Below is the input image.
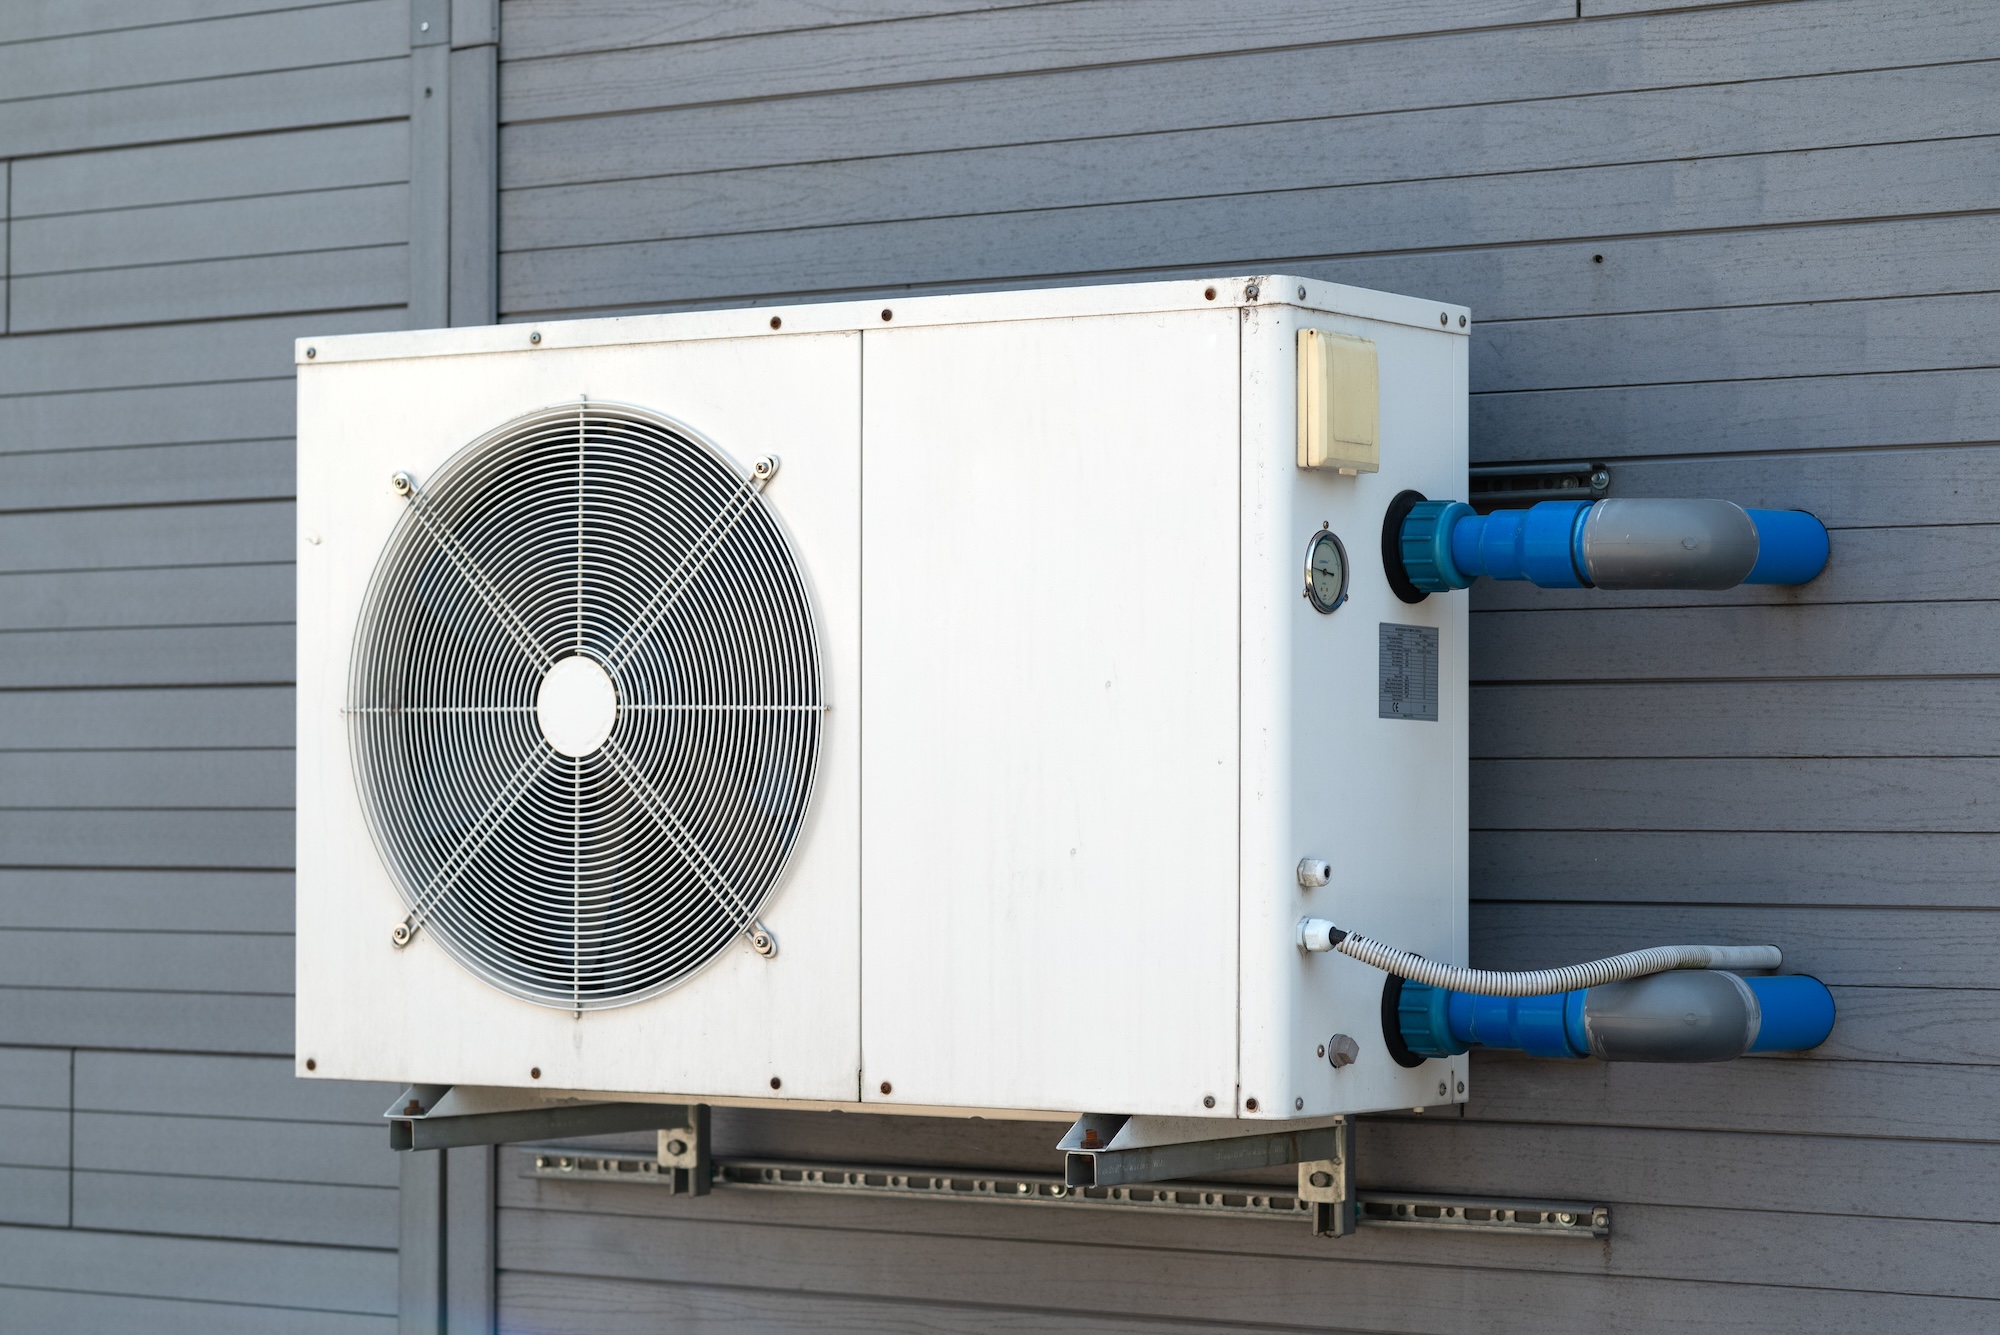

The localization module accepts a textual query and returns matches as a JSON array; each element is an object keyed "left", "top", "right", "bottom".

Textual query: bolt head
[{"left": 664, "top": 1139, "right": 686, "bottom": 1156}]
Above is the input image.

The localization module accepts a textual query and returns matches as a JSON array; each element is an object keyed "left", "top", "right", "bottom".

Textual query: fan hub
[{"left": 536, "top": 655, "right": 618, "bottom": 757}]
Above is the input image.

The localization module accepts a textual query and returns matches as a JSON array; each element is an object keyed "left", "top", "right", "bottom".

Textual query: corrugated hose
[{"left": 1296, "top": 919, "right": 1782, "bottom": 997}]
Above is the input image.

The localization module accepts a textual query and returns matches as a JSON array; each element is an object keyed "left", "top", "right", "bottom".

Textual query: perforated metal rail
[{"left": 525, "top": 1151, "right": 1610, "bottom": 1238}]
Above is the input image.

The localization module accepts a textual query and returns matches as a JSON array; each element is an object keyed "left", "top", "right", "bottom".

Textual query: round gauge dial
[{"left": 1304, "top": 528, "right": 1349, "bottom": 614}]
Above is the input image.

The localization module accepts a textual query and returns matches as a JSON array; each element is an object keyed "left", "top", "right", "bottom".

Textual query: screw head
[
  {"left": 1457, "top": 1080, "right": 1466, "bottom": 1095},
  {"left": 751, "top": 456, "right": 781, "bottom": 483},
  {"left": 1458, "top": 315, "right": 1468, "bottom": 328},
  {"left": 1294, "top": 1097, "right": 1304, "bottom": 1110},
  {"left": 1316, "top": 1044, "right": 1326, "bottom": 1059},
  {"left": 880, "top": 308, "right": 893, "bottom": 322},
  {"left": 879, "top": 1081, "right": 892, "bottom": 1095},
  {"left": 1203, "top": 1095, "right": 1216, "bottom": 1108},
  {"left": 530, "top": 1067, "right": 541, "bottom": 1079},
  {"left": 529, "top": 331, "right": 542, "bottom": 344},
  {"left": 304, "top": 347, "right": 316, "bottom": 359},
  {"left": 769, "top": 316, "right": 782, "bottom": 329},
  {"left": 1244, "top": 284, "right": 1260, "bottom": 300},
  {"left": 1310, "top": 1171, "right": 1333, "bottom": 1188},
  {"left": 664, "top": 1138, "right": 687, "bottom": 1155},
  {"left": 1438, "top": 1081, "right": 1449, "bottom": 1097},
  {"left": 304, "top": 1058, "right": 316, "bottom": 1071},
  {"left": 1245, "top": 1097, "right": 1259, "bottom": 1112},
  {"left": 1297, "top": 285, "right": 1307, "bottom": 300},
  {"left": 770, "top": 1076, "right": 782, "bottom": 1090},
  {"left": 1203, "top": 287, "right": 1216, "bottom": 300},
  {"left": 1440, "top": 311, "right": 1449, "bottom": 325},
  {"left": 390, "top": 921, "right": 412, "bottom": 947},
  {"left": 1590, "top": 469, "right": 1611, "bottom": 490}
]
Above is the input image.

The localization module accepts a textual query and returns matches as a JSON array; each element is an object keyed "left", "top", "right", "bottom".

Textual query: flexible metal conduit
[{"left": 1295, "top": 918, "right": 1781, "bottom": 996}]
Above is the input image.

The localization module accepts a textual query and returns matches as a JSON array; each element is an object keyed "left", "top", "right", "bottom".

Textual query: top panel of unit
[{"left": 295, "top": 276, "right": 1471, "bottom": 366}]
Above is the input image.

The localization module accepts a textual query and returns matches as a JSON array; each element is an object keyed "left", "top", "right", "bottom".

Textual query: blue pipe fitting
[
  {"left": 1399, "top": 500, "right": 1474, "bottom": 592},
  {"left": 1448, "top": 501, "right": 1592, "bottom": 588},
  {"left": 1745, "top": 509, "right": 1832, "bottom": 585},
  {"left": 1392, "top": 497, "right": 1828, "bottom": 594},
  {"left": 1393, "top": 972, "right": 1834, "bottom": 1063},
  {"left": 1744, "top": 975, "right": 1837, "bottom": 1053}
]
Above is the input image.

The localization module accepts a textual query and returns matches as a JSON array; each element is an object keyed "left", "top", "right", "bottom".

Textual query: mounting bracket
[
  {"left": 1058, "top": 1113, "right": 1351, "bottom": 1190},
  {"left": 384, "top": 1084, "right": 703, "bottom": 1152}
]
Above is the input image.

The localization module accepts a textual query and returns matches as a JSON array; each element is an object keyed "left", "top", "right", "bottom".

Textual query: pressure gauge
[{"left": 1303, "top": 527, "right": 1349, "bottom": 613}]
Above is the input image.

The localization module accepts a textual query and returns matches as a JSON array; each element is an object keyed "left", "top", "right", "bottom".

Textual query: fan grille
[{"left": 346, "top": 403, "right": 823, "bottom": 1009}]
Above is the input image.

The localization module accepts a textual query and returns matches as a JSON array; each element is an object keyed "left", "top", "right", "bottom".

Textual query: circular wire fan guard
[{"left": 346, "top": 403, "right": 823, "bottom": 1009}]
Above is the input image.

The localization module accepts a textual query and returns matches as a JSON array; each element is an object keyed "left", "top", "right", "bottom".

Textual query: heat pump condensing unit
[{"left": 296, "top": 277, "right": 1470, "bottom": 1126}]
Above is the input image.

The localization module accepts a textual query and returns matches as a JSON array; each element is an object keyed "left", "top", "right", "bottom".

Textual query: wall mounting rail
[{"left": 524, "top": 1150, "right": 1610, "bottom": 1240}]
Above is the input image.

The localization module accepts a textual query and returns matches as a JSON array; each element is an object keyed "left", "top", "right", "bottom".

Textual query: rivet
[
  {"left": 530, "top": 1067, "right": 541, "bottom": 1079},
  {"left": 1294, "top": 1097, "right": 1304, "bottom": 1110},
  {"left": 1203, "top": 287, "right": 1217, "bottom": 301},
  {"left": 1439, "top": 311, "right": 1448, "bottom": 325},
  {"left": 1245, "top": 1097, "right": 1259, "bottom": 1112},
  {"left": 304, "top": 1058, "right": 316, "bottom": 1071},
  {"left": 304, "top": 347, "right": 316, "bottom": 359},
  {"left": 879, "top": 1081, "right": 892, "bottom": 1095},
  {"left": 1203, "top": 1094, "right": 1215, "bottom": 1108},
  {"left": 1459, "top": 315, "right": 1467, "bottom": 328},
  {"left": 1297, "top": 285, "right": 1306, "bottom": 300},
  {"left": 769, "top": 316, "right": 782, "bottom": 329},
  {"left": 880, "top": 308, "right": 893, "bottom": 322},
  {"left": 770, "top": 1076, "right": 782, "bottom": 1090},
  {"left": 529, "top": 331, "right": 542, "bottom": 344}
]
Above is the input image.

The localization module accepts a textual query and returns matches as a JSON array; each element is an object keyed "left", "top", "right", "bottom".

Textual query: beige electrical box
[{"left": 1297, "top": 329, "right": 1379, "bottom": 473}]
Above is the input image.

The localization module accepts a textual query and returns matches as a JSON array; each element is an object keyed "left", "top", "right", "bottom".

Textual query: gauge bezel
[{"left": 1303, "top": 527, "right": 1350, "bottom": 614}]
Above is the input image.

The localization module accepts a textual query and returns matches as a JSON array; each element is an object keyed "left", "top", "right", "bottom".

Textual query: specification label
[{"left": 1379, "top": 623, "right": 1440, "bottom": 721}]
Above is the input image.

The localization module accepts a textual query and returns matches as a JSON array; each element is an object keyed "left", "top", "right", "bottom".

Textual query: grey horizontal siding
[
  {"left": 495, "top": 1190, "right": 1999, "bottom": 1334},
  {"left": 501, "top": 0, "right": 1573, "bottom": 122},
  {"left": 0, "top": 988, "right": 290, "bottom": 1051},
  {"left": 0, "top": 1223, "right": 397, "bottom": 1314},
  {"left": 0, "top": 2, "right": 408, "bottom": 1325},
  {"left": 0, "top": 1287, "right": 394, "bottom": 1335},
  {"left": 487, "top": 0, "right": 2000, "bottom": 1330},
  {"left": 504, "top": 0, "right": 1984, "bottom": 182},
  {"left": 0, "top": 869, "right": 292, "bottom": 931},
  {"left": 1474, "top": 831, "right": 2000, "bottom": 908}
]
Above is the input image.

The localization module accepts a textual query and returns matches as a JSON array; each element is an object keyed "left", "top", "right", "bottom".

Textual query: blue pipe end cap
[
  {"left": 1745, "top": 509, "right": 1830, "bottom": 585},
  {"left": 1746, "top": 975, "right": 1835, "bottom": 1052},
  {"left": 1399, "top": 501, "right": 1473, "bottom": 593}
]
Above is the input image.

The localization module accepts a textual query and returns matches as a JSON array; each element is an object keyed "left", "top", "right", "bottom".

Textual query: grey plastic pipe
[{"left": 1296, "top": 918, "right": 1782, "bottom": 997}]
